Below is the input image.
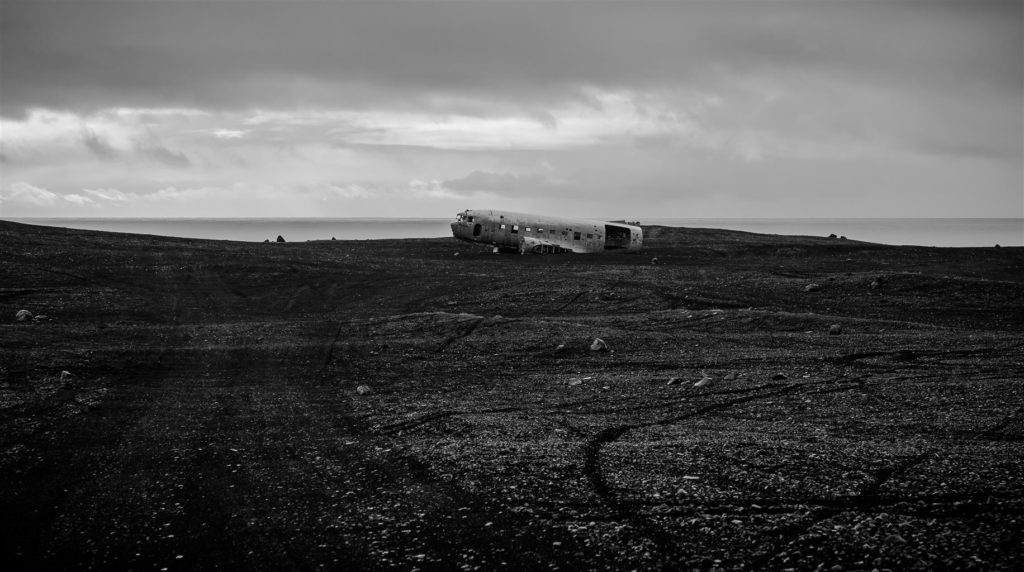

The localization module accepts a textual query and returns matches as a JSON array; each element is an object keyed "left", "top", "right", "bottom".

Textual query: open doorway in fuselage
[{"left": 604, "top": 224, "right": 631, "bottom": 250}]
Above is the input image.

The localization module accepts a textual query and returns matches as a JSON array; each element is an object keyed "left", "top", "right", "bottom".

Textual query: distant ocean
[{"left": 8, "top": 217, "right": 1023, "bottom": 248}]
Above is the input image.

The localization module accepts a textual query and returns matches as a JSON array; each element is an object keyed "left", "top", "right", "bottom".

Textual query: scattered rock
[
  {"left": 804, "top": 283, "right": 822, "bottom": 293},
  {"left": 33, "top": 314, "right": 48, "bottom": 321},
  {"left": 772, "top": 373, "right": 788, "bottom": 380},
  {"left": 555, "top": 344, "right": 566, "bottom": 351},
  {"left": 454, "top": 252, "right": 460, "bottom": 257},
  {"left": 828, "top": 233, "right": 837, "bottom": 239},
  {"left": 724, "top": 372, "right": 739, "bottom": 381},
  {"left": 651, "top": 257, "right": 659, "bottom": 265},
  {"left": 839, "top": 236, "right": 847, "bottom": 240},
  {"left": 828, "top": 324, "right": 843, "bottom": 335},
  {"left": 887, "top": 533, "right": 907, "bottom": 544},
  {"left": 276, "top": 235, "right": 286, "bottom": 243},
  {"left": 355, "top": 385, "right": 373, "bottom": 395},
  {"left": 693, "top": 371, "right": 714, "bottom": 387},
  {"left": 568, "top": 379, "right": 583, "bottom": 387},
  {"left": 15, "top": 309, "right": 33, "bottom": 322},
  {"left": 332, "top": 237, "right": 336, "bottom": 241},
  {"left": 666, "top": 377, "right": 681, "bottom": 386},
  {"left": 590, "top": 338, "right": 609, "bottom": 352},
  {"left": 869, "top": 280, "right": 881, "bottom": 290},
  {"left": 59, "top": 370, "right": 74, "bottom": 381},
  {"left": 995, "top": 244, "right": 1000, "bottom": 248}
]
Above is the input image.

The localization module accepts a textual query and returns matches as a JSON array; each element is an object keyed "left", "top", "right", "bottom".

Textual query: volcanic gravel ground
[{"left": 1, "top": 220, "right": 1022, "bottom": 570}]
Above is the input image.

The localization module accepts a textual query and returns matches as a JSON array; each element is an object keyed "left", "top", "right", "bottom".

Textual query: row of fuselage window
[{"left": 497, "top": 223, "right": 600, "bottom": 241}]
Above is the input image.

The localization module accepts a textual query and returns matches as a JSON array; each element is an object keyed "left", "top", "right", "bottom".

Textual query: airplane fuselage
[{"left": 450, "top": 209, "right": 643, "bottom": 254}]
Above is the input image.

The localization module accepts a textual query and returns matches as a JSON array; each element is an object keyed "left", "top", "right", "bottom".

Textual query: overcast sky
[{"left": 1, "top": 0, "right": 1021, "bottom": 219}]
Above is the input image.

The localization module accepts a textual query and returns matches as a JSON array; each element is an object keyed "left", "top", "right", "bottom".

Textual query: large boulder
[
  {"left": 15, "top": 309, "right": 33, "bottom": 322},
  {"left": 590, "top": 338, "right": 609, "bottom": 352}
]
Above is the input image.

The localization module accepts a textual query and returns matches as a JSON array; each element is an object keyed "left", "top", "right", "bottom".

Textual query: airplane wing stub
[{"left": 519, "top": 236, "right": 571, "bottom": 254}]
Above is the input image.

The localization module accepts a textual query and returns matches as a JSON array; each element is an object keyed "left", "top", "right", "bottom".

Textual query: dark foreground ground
[{"left": 1, "top": 220, "right": 1022, "bottom": 571}]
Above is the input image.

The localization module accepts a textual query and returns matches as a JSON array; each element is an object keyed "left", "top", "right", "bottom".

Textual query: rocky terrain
[{"left": 1, "top": 219, "right": 1022, "bottom": 570}]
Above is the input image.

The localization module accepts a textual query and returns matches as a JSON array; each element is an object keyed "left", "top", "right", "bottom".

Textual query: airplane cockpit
[{"left": 450, "top": 210, "right": 476, "bottom": 242}]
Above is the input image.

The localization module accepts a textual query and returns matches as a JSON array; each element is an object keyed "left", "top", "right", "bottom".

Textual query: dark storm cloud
[
  {"left": 1, "top": 0, "right": 1019, "bottom": 116},
  {"left": 81, "top": 129, "right": 117, "bottom": 159},
  {"left": 136, "top": 137, "right": 190, "bottom": 168}
]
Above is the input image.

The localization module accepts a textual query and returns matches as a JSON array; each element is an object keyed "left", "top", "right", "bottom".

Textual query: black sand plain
[{"left": 1, "top": 219, "right": 1022, "bottom": 571}]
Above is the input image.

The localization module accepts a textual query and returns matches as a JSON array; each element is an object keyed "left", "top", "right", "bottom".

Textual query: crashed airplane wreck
[{"left": 451, "top": 209, "right": 643, "bottom": 254}]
